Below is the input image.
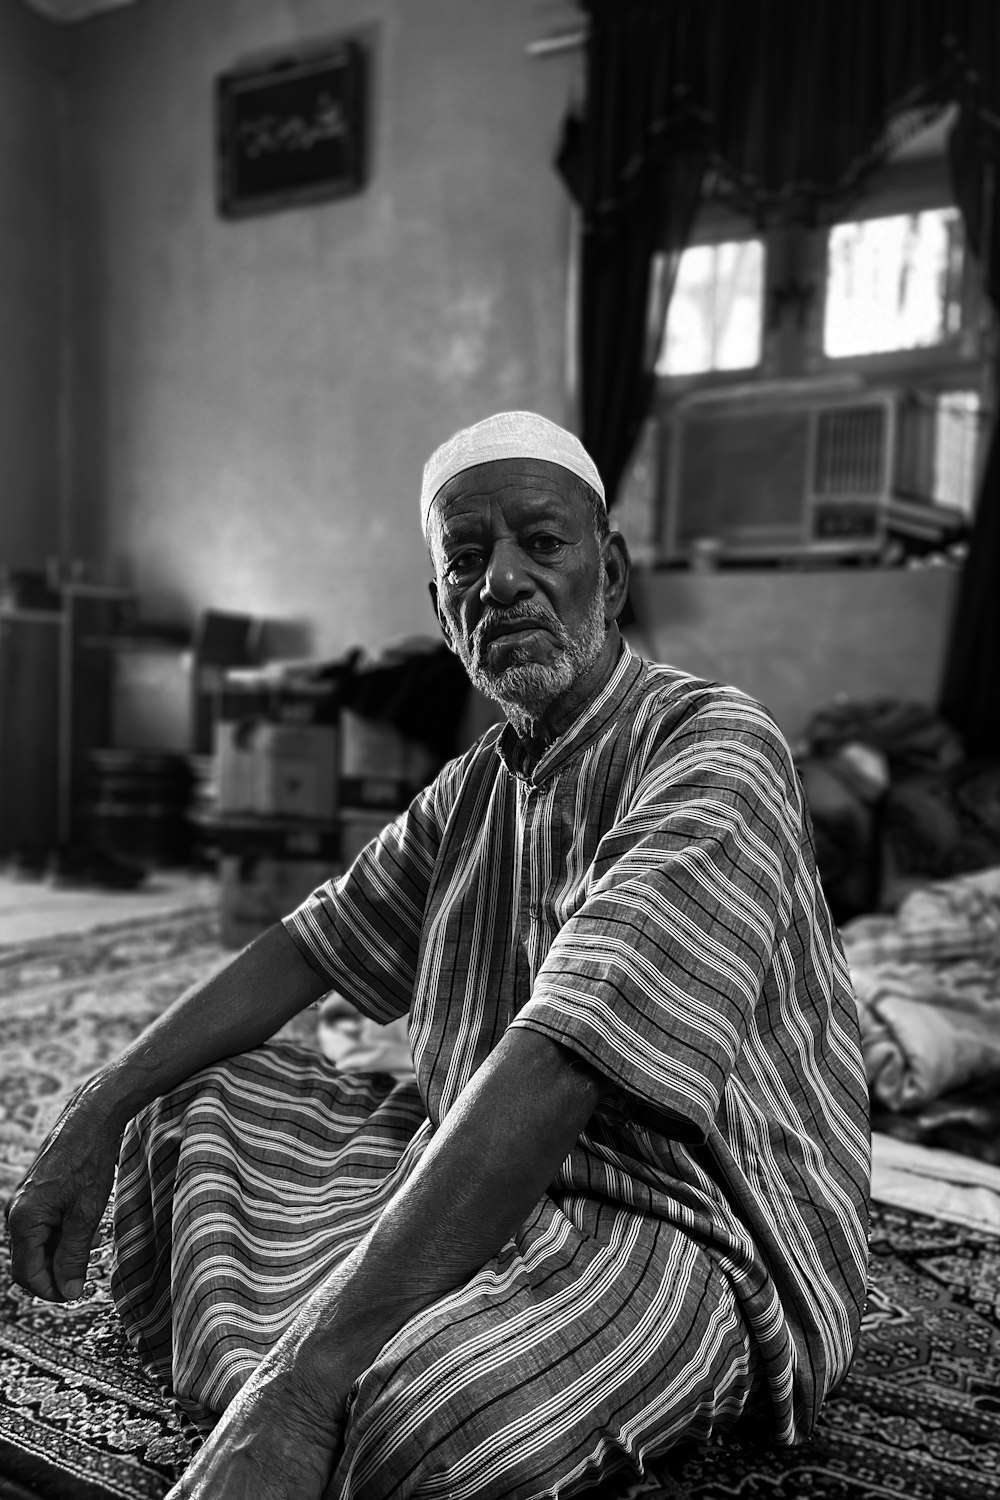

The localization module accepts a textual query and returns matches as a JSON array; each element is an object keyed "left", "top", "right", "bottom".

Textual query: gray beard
[{"left": 455, "top": 588, "right": 608, "bottom": 728}]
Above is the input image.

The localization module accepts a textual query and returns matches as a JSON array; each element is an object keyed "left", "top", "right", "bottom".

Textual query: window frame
[
  {"left": 656, "top": 157, "right": 988, "bottom": 396},
  {"left": 648, "top": 149, "right": 994, "bottom": 558}
]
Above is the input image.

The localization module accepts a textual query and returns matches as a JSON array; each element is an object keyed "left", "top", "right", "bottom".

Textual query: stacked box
[
  {"left": 217, "top": 820, "right": 342, "bottom": 949},
  {"left": 191, "top": 612, "right": 263, "bottom": 755},
  {"left": 339, "top": 708, "right": 439, "bottom": 812},
  {"left": 216, "top": 678, "right": 339, "bottom": 821},
  {"left": 214, "top": 671, "right": 341, "bottom": 946},
  {"left": 213, "top": 670, "right": 446, "bottom": 946}
]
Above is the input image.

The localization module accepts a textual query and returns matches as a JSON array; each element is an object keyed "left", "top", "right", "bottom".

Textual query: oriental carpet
[{"left": 1, "top": 906, "right": 998, "bottom": 1499}]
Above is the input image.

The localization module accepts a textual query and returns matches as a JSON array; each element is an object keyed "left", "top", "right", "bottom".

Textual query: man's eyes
[
  {"left": 445, "top": 549, "right": 485, "bottom": 579},
  {"left": 443, "top": 534, "right": 567, "bottom": 579}
]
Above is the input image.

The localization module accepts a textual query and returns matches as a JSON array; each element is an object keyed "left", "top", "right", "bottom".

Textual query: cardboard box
[
  {"left": 216, "top": 674, "right": 339, "bottom": 819},
  {"left": 339, "top": 708, "right": 439, "bottom": 810},
  {"left": 337, "top": 774, "right": 410, "bottom": 811},
  {"left": 216, "top": 720, "right": 259, "bottom": 813},
  {"left": 220, "top": 855, "right": 342, "bottom": 948},
  {"left": 216, "top": 818, "right": 342, "bottom": 948},
  {"left": 192, "top": 612, "right": 263, "bottom": 754},
  {"left": 254, "top": 723, "right": 338, "bottom": 819}
]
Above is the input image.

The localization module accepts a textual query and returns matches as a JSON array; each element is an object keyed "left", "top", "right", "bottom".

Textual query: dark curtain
[
  {"left": 559, "top": 0, "right": 1000, "bottom": 748},
  {"left": 940, "top": 111, "right": 1000, "bottom": 755},
  {"left": 556, "top": 4, "right": 708, "bottom": 507}
]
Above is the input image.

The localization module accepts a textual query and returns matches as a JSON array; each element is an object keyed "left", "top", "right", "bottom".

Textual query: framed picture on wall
[{"left": 216, "top": 40, "right": 368, "bottom": 218}]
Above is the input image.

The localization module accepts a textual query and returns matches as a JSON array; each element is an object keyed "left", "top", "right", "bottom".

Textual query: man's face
[{"left": 428, "top": 457, "right": 623, "bottom": 721}]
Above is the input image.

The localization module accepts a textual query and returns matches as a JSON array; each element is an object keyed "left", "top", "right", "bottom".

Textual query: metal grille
[{"left": 812, "top": 405, "right": 887, "bottom": 495}]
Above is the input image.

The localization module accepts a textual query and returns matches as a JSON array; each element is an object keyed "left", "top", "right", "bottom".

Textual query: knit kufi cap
[{"left": 420, "top": 411, "right": 605, "bottom": 535}]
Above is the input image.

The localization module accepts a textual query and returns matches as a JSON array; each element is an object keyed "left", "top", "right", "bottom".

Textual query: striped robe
[{"left": 112, "top": 645, "right": 870, "bottom": 1498}]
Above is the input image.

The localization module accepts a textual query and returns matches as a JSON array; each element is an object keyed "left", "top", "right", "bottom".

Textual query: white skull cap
[{"left": 420, "top": 411, "right": 605, "bottom": 536}]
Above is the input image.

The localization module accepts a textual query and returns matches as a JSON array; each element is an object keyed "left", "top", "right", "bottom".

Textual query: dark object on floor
[
  {"left": 0, "top": 1469, "right": 57, "bottom": 1500},
  {"left": 882, "top": 758, "right": 1000, "bottom": 886},
  {"left": 45, "top": 843, "right": 147, "bottom": 892},
  {"left": 797, "top": 696, "right": 1000, "bottom": 921},
  {"left": 2, "top": 848, "right": 49, "bottom": 882},
  {"left": 84, "top": 750, "right": 194, "bottom": 869}
]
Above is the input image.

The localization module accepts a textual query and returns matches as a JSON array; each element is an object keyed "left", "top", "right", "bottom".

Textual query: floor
[{"left": 0, "top": 867, "right": 217, "bottom": 947}]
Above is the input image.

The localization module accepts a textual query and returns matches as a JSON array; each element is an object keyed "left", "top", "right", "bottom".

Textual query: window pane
[
  {"left": 823, "top": 209, "right": 964, "bottom": 358},
  {"left": 657, "top": 240, "right": 764, "bottom": 376}
]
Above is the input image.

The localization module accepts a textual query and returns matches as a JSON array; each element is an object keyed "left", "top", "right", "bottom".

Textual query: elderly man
[{"left": 7, "top": 412, "right": 870, "bottom": 1500}]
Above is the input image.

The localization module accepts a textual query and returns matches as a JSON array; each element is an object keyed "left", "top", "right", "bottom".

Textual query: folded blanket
[
  {"left": 871, "top": 1131, "right": 1000, "bottom": 1234},
  {"left": 841, "top": 867, "right": 1000, "bottom": 1111}
]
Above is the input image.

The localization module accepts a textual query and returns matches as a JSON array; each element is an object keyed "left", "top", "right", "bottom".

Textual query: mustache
[{"left": 472, "top": 603, "right": 568, "bottom": 656}]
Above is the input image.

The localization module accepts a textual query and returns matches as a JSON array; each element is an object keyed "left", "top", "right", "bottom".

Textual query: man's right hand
[
  {"left": 6, "top": 922, "right": 329, "bottom": 1303},
  {"left": 5, "top": 1090, "right": 122, "bottom": 1302}
]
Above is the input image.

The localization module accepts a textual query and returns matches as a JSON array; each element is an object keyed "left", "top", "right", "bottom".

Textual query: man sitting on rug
[{"left": 7, "top": 412, "right": 871, "bottom": 1500}]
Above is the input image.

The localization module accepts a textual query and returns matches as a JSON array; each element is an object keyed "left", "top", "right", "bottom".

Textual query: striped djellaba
[{"left": 112, "top": 645, "right": 870, "bottom": 1500}]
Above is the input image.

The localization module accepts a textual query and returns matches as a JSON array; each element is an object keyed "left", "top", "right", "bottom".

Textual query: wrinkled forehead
[{"left": 429, "top": 457, "right": 586, "bottom": 536}]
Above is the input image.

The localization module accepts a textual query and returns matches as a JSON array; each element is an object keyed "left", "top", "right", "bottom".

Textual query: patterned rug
[{"left": 1, "top": 909, "right": 999, "bottom": 1500}]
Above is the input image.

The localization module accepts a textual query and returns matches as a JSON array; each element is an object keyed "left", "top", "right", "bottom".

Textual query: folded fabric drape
[
  {"left": 557, "top": 4, "right": 707, "bottom": 513},
  {"left": 841, "top": 866, "right": 1000, "bottom": 1111}
]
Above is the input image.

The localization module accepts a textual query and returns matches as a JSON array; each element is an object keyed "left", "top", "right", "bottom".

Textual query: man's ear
[
  {"left": 601, "top": 531, "right": 631, "bottom": 624},
  {"left": 428, "top": 579, "right": 457, "bottom": 654}
]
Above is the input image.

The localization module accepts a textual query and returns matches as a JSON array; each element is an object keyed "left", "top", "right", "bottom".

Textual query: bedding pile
[
  {"left": 841, "top": 865, "right": 1000, "bottom": 1114},
  {"left": 796, "top": 696, "right": 1000, "bottom": 921}
]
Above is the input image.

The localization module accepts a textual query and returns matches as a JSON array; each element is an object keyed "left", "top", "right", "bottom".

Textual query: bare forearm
[
  {"left": 268, "top": 1027, "right": 603, "bottom": 1403},
  {"left": 363, "top": 1028, "right": 603, "bottom": 1300},
  {"left": 8, "top": 921, "right": 329, "bottom": 1305},
  {"left": 82, "top": 922, "right": 328, "bottom": 1129}
]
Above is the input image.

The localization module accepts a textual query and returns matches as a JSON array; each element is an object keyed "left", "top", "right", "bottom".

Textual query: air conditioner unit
[{"left": 661, "top": 383, "right": 972, "bottom": 562}]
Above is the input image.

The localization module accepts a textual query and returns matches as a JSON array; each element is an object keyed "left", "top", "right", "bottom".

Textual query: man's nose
[{"left": 481, "top": 542, "right": 533, "bottom": 606}]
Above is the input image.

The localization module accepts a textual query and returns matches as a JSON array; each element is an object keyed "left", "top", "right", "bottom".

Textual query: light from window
[
  {"left": 656, "top": 240, "right": 764, "bottom": 376},
  {"left": 823, "top": 209, "right": 964, "bottom": 358},
  {"left": 933, "top": 391, "right": 980, "bottom": 513}
]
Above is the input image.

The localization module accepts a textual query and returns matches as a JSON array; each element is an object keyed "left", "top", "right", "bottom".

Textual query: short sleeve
[
  {"left": 510, "top": 693, "right": 802, "bottom": 1140},
  {"left": 282, "top": 766, "right": 458, "bottom": 1022}
]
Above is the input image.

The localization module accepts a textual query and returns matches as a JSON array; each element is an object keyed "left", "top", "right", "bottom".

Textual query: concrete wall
[
  {"left": 628, "top": 564, "right": 959, "bottom": 741},
  {"left": 0, "top": 4, "right": 60, "bottom": 572},
  {"left": 64, "top": 0, "right": 577, "bottom": 653}
]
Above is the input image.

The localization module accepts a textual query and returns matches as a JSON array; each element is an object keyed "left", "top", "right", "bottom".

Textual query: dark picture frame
[{"left": 216, "top": 40, "right": 368, "bottom": 218}]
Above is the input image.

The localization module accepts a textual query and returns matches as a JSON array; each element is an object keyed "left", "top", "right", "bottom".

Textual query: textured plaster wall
[
  {"left": 628, "top": 565, "right": 959, "bottom": 740},
  {"left": 64, "top": 0, "right": 577, "bottom": 654},
  {"left": 0, "top": 4, "right": 60, "bottom": 571}
]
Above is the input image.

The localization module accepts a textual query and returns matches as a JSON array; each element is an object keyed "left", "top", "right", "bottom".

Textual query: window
[
  {"left": 656, "top": 239, "right": 765, "bottom": 375},
  {"left": 823, "top": 208, "right": 965, "bottom": 358},
  {"left": 648, "top": 117, "right": 993, "bottom": 565},
  {"left": 930, "top": 390, "right": 981, "bottom": 510}
]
